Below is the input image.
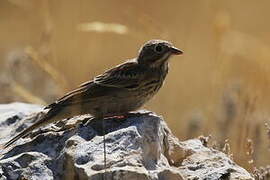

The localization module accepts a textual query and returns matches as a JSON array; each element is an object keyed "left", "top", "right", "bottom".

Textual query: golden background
[{"left": 1, "top": 0, "right": 270, "bottom": 172}]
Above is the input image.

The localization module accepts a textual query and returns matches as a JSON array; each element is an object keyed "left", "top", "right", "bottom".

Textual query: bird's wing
[
  {"left": 45, "top": 83, "right": 93, "bottom": 108},
  {"left": 45, "top": 61, "right": 144, "bottom": 109},
  {"left": 94, "top": 61, "right": 144, "bottom": 89}
]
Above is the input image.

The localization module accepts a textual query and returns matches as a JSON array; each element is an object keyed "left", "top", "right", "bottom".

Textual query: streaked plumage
[{"left": 4, "top": 39, "right": 183, "bottom": 148}]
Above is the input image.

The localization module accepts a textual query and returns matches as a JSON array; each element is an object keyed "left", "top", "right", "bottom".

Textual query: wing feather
[
  {"left": 45, "top": 60, "right": 145, "bottom": 109},
  {"left": 94, "top": 61, "right": 144, "bottom": 89}
]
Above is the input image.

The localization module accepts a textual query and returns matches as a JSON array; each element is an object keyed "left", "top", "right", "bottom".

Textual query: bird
[{"left": 4, "top": 39, "right": 183, "bottom": 149}]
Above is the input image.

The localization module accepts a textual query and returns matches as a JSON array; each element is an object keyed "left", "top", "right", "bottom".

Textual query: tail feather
[{"left": 4, "top": 110, "right": 57, "bottom": 148}]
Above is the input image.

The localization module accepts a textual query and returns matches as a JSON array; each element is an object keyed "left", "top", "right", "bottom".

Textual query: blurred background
[{"left": 1, "top": 0, "right": 270, "bottom": 175}]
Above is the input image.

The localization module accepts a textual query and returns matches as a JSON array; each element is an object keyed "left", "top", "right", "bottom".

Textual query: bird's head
[{"left": 137, "top": 40, "right": 183, "bottom": 67}]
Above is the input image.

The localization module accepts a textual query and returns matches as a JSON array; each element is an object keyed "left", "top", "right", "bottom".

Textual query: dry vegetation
[{"left": 0, "top": 0, "right": 270, "bottom": 178}]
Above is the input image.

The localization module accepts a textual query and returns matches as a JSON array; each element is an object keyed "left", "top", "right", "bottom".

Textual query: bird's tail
[{"left": 4, "top": 109, "right": 57, "bottom": 148}]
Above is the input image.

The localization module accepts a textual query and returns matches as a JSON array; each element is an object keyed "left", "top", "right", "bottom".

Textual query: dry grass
[{"left": 1, "top": 0, "right": 270, "bottom": 177}]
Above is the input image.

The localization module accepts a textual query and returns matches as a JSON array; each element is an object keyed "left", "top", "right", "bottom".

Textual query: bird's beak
[{"left": 170, "top": 46, "right": 183, "bottom": 55}]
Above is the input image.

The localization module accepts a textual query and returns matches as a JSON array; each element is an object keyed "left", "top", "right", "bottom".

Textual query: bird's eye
[{"left": 154, "top": 44, "right": 163, "bottom": 53}]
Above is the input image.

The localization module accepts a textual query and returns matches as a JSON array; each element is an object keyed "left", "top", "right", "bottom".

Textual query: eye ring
[{"left": 154, "top": 44, "right": 163, "bottom": 53}]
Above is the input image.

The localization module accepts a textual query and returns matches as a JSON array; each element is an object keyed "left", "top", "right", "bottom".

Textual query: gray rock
[{"left": 0, "top": 103, "right": 254, "bottom": 180}]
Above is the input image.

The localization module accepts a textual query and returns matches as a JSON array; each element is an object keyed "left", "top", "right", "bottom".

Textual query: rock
[{"left": 0, "top": 103, "right": 254, "bottom": 180}]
